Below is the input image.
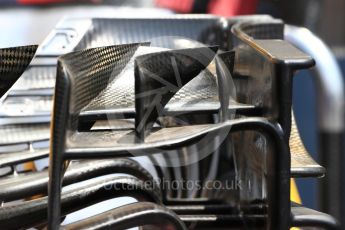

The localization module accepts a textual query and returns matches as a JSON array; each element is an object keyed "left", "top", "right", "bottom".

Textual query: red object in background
[
  {"left": 156, "top": 0, "right": 258, "bottom": 16},
  {"left": 156, "top": 0, "right": 194, "bottom": 13},
  {"left": 208, "top": 0, "right": 258, "bottom": 16}
]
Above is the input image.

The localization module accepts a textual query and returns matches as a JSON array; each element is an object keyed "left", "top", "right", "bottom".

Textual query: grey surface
[
  {"left": 0, "top": 6, "right": 170, "bottom": 227},
  {"left": 0, "top": 6, "right": 171, "bottom": 48}
]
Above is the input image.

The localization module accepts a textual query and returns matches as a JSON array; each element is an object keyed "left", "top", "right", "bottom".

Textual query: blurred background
[{"left": 0, "top": 0, "right": 344, "bottom": 211}]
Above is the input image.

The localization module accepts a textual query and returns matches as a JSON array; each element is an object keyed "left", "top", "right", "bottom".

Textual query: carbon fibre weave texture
[
  {"left": 0, "top": 45, "right": 37, "bottom": 97},
  {"left": 290, "top": 114, "right": 322, "bottom": 172},
  {"left": 134, "top": 46, "right": 217, "bottom": 139},
  {"left": 9, "top": 17, "right": 225, "bottom": 96},
  {"left": 83, "top": 46, "right": 218, "bottom": 113},
  {"left": 59, "top": 43, "right": 141, "bottom": 116}
]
